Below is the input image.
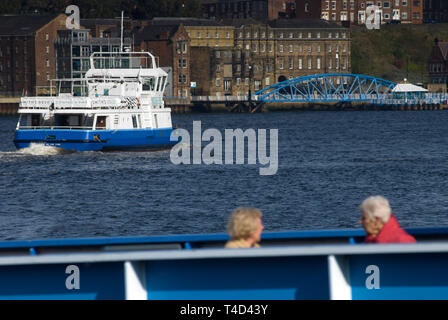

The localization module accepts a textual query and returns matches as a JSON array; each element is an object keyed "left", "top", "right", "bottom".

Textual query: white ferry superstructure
[{"left": 14, "top": 51, "right": 177, "bottom": 152}]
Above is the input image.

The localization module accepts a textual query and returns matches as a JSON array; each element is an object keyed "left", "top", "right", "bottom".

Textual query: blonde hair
[
  {"left": 227, "top": 207, "right": 262, "bottom": 240},
  {"left": 360, "top": 196, "right": 392, "bottom": 223}
]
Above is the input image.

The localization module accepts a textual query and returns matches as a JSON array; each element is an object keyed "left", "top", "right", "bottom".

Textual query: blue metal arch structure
[{"left": 254, "top": 74, "right": 397, "bottom": 102}]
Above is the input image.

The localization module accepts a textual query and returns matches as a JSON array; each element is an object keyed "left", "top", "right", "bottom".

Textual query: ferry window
[
  {"left": 132, "top": 115, "right": 138, "bottom": 128},
  {"left": 96, "top": 116, "right": 107, "bottom": 129},
  {"left": 142, "top": 77, "right": 155, "bottom": 91},
  {"left": 31, "top": 114, "right": 41, "bottom": 127},
  {"left": 156, "top": 77, "right": 161, "bottom": 91},
  {"left": 161, "top": 76, "right": 167, "bottom": 91},
  {"left": 104, "top": 89, "right": 109, "bottom": 96}
]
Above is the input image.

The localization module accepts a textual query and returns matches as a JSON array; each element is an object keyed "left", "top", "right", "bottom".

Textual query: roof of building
[
  {"left": 268, "top": 19, "right": 348, "bottom": 29},
  {"left": 437, "top": 41, "right": 448, "bottom": 60},
  {"left": 221, "top": 18, "right": 347, "bottom": 29},
  {"left": 0, "top": 14, "right": 60, "bottom": 35},
  {"left": 134, "top": 24, "right": 181, "bottom": 42},
  {"left": 392, "top": 82, "right": 428, "bottom": 93},
  {"left": 151, "top": 17, "right": 223, "bottom": 27}
]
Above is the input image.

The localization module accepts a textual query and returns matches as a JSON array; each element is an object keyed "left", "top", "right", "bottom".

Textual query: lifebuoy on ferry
[{"left": 136, "top": 98, "right": 141, "bottom": 107}]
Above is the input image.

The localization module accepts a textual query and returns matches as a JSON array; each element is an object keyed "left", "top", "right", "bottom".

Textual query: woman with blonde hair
[{"left": 225, "top": 207, "right": 264, "bottom": 248}]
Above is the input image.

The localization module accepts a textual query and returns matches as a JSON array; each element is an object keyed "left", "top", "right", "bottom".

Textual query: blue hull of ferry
[{"left": 13, "top": 128, "right": 177, "bottom": 152}]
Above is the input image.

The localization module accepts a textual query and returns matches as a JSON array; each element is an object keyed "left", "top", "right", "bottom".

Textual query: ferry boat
[{"left": 13, "top": 51, "right": 176, "bottom": 152}]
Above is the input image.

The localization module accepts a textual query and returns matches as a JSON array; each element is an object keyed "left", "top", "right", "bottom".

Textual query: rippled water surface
[{"left": 1, "top": 111, "right": 448, "bottom": 241}]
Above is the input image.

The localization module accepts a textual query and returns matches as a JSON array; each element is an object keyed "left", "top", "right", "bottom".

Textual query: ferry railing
[
  {"left": 0, "top": 228, "right": 448, "bottom": 299},
  {"left": 18, "top": 126, "right": 94, "bottom": 130}
]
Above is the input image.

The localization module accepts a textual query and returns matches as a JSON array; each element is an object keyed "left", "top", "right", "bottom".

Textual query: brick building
[
  {"left": 201, "top": 0, "right": 297, "bottom": 21},
  {"left": 423, "top": 0, "right": 448, "bottom": 22},
  {"left": 428, "top": 39, "right": 448, "bottom": 92},
  {"left": 193, "top": 19, "right": 350, "bottom": 97},
  {"left": 0, "top": 14, "right": 66, "bottom": 96},
  {"left": 134, "top": 19, "right": 191, "bottom": 99},
  {"left": 321, "top": 0, "right": 423, "bottom": 25}
]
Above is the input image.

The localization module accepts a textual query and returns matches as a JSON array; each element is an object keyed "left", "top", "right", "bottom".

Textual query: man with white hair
[{"left": 359, "top": 196, "right": 416, "bottom": 243}]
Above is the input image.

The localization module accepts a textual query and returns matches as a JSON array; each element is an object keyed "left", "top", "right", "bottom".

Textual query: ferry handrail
[
  {"left": 1, "top": 227, "right": 447, "bottom": 251},
  {"left": 18, "top": 126, "right": 94, "bottom": 130}
]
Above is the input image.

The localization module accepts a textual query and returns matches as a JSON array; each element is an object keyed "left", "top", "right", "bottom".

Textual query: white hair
[{"left": 360, "top": 196, "right": 392, "bottom": 223}]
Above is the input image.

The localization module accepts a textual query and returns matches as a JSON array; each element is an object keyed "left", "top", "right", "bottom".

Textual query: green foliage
[{"left": 351, "top": 24, "right": 448, "bottom": 84}]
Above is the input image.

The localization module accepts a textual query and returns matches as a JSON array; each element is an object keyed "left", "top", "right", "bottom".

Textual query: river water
[{"left": 1, "top": 110, "right": 448, "bottom": 241}]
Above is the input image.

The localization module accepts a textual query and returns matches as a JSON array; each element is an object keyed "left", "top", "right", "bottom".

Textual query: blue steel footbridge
[
  {"left": 188, "top": 73, "right": 447, "bottom": 113},
  {"left": 254, "top": 73, "right": 398, "bottom": 103}
]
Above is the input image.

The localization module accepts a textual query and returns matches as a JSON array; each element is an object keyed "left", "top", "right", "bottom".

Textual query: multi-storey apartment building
[
  {"left": 134, "top": 19, "right": 191, "bottom": 99},
  {"left": 55, "top": 28, "right": 133, "bottom": 95},
  {"left": 423, "top": 0, "right": 448, "bottom": 22},
  {"left": 202, "top": 0, "right": 297, "bottom": 21},
  {"left": 201, "top": 19, "right": 350, "bottom": 97},
  {"left": 321, "top": 0, "right": 423, "bottom": 25},
  {"left": 0, "top": 14, "right": 66, "bottom": 96}
]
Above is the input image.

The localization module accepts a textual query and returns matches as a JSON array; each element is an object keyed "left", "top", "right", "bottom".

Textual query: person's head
[
  {"left": 359, "top": 196, "right": 392, "bottom": 237},
  {"left": 227, "top": 207, "right": 264, "bottom": 245}
]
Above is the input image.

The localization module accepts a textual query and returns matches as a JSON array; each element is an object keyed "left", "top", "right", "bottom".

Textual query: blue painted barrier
[{"left": 0, "top": 228, "right": 447, "bottom": 300}]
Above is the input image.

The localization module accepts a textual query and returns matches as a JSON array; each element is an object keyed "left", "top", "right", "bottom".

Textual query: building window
[
  {"left": 261, "top": 44, "right": 265, "bottom": 52},
  {"left": 289, "top": 57, "right": 293, "bottom": 69},
  {"left": 236, "top": 78, "right": 241, "bottom": 86},
  {"left": 308, "top": 57, "right": 312, "bottom": 69},
  {"left": 216, "top": 78, "right": 220, "bottom": 87},
  {"left": 265, "top": 77, "right": 270, "bottom": 86},
  {"left": 289, "top": 45, "right": 293, "bottom": 53},
  {"left": 279, "top": 58, "right": 284, "bottom": 69},
  {"left": 279, "top": 45, "right": 284, "bottom": 53},
  {"left": 226, "top": 32, "right": 230, "bottom": 38},
  {"left": 317, "top": 57, "right": 321, "bottom": 70},
  {"left": 45, "top": 33, "right": 49, "bottom": 40},
  {"left": 298, "top": 57, "right": 303, "bottom": 70}
]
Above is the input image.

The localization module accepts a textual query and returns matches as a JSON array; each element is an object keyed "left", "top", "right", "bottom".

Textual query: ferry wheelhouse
[{"left": 14, "top": 52, "right": 176, "bottom": 152}]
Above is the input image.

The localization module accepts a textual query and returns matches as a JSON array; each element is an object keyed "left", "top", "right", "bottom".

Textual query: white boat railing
[{"left": 18, "top": 126, "right": 95, "bottom": 130}]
